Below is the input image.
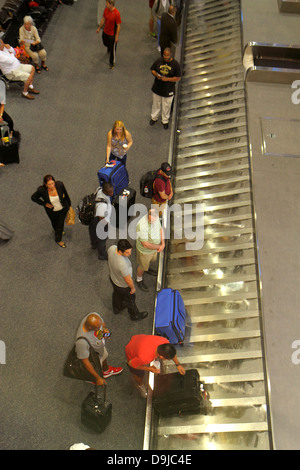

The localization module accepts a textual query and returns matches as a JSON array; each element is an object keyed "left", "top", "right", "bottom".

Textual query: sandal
[
  {"left": 35, "top": 66, "right": 41, "bottom": 74},
  {"left": 56, "top": 242, "right": 66, "bottom": 248},
  {"left": 42, "top": 65, "right": 49, "bottom": 71}
]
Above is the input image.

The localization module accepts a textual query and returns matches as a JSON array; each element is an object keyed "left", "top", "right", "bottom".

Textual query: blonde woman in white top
[{"left": 19, "top": 16, "right": 48, "bottom": 73}]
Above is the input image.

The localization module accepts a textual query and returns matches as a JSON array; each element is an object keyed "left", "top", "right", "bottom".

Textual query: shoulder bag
[{"left": 63, "top": 336, "right": 103, "bottom": 382}]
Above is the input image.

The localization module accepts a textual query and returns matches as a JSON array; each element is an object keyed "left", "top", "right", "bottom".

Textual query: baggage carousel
[{"left": 143, "top": 0, "right": 273, "bottom": 451}]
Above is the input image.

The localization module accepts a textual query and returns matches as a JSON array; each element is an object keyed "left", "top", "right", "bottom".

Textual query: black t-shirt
[{"left": 151, "top": 58, "right": 181, "bottom": 97}]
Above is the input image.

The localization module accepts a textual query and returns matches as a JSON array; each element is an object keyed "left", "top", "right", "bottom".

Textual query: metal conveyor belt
[{"left": 144, "top": 0, "right": 273, "bottom": 451}]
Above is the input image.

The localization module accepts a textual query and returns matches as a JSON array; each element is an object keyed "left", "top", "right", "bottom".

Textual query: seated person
[
  {"left": 19, "top": 16, "right": 49, "bottom": 73},
  {"left": 0, "top": 39, "right": 39, "bottom": 100}
]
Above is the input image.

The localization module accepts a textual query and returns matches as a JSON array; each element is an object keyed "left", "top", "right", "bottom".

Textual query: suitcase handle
[{"left": 95, "top": 384, "right": 107, "bottom": 402}]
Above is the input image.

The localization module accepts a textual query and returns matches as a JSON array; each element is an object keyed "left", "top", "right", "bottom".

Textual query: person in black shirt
[{"left": 149, "top": 47, "right": 181, "bottom": 129}]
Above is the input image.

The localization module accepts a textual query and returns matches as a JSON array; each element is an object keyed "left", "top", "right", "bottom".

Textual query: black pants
[
  {"left": 102, "top": 31, "right": 117, "bottom": 67},
  {"left": 89, "top": 217, "right": 108, "bottom": 260},
  {"left": 46, "top": 207, "right": 67, "bottom": 242},
  {"left": 110, "top": 278, "right": 141, "bottom": 320}
]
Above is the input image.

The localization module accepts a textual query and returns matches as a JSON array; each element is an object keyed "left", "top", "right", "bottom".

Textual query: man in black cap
[
  {"left": 152, "top": 162, "right": 173, "bottom": 215},
  {"left": 149, "top": 47, "right": 181, "bottom": 129}
]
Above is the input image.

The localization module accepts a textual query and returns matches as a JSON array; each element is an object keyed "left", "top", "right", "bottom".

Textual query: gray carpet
[{"left": 0, "top": 0, "right": 172, "bottom": 450}]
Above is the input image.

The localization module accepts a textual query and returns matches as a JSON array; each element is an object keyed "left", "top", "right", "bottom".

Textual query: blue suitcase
[
  {"left": 155, "top": 288, "right": 186, "bottom": 345},
  {"left": 98, "top": 161, "right": 129, "bottom": 197}
]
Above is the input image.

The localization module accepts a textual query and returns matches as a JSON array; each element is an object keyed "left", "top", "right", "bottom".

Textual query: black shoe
[
  {"left": 131, "top": 311, "right": 148, "bottom": 321},
  {"left": 149, "top": 119, "right": 157, "bottom": 126},
  {"left": 137, "top": 279, "right": 149, "bottom": 291},
  {"left": 98, "top": 255, "right": 108, "bottom": 260},
  {"left": 147, "top": 267, "right": 157, "bottom": 276},
  {"left": 163, "top": 123, "right": 169, "bottom": 129}
]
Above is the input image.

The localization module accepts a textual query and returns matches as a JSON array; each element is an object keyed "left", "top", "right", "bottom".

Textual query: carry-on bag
[
  {"left": 155, "top": 288, "right": 186, "bottom": 344},
  {"left": 153, "top": 369, "right": 210, "bottom": 416},
  {"left": 63, "top": 337, "right": 102, "bottom": 382},
  {"left": 81, "top": 384, "right": 112, "bottom": 433},
  {"left": 140, "top": 170, "right": 164, "bottom": 198},
  {"left": 77, "top": 187, "right": 107, "bottom": 226},
  {"left": 98, "top": 160, "right": 129, "bottom": 197},
  {"left": 112, "top": 187, "right": 136, "bottom": 229},
  {"left": 0, "top": 127, "right": 20, "bottom": 164}
]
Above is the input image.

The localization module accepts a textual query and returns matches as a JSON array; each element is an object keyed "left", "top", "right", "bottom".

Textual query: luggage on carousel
[
  {"left": 112, "top": 187, "right": 136, "bottom": 229},
  {"left": 81, "top": 385, "right": 112, "bottom": 433},
  {"left": 155, "top": 288, "right": 186, "bottom": 345},
  {"left": 98, "top": 160, "right": 129, "bottom": 197},
  {"left": 153, "top": 369, "right": 210, "bottom": 416}
]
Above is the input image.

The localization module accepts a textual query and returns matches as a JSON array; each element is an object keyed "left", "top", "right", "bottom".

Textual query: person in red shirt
[
  {"left": 152, "top": 162, "right": 173, "bottom": 215},
  {"left": 125, "top": 334, "right": 185, "bottom": 397},
  {"left": 96, "top": 0, "right": 121, "bottom": 69}
]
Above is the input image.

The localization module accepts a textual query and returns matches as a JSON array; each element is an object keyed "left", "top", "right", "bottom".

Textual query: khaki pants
[
  {"left": 151, "top": 93, "right": 174, "bottom": 124},
  {"left": 24, "top": 45, "right": 47, "bottom": 66},
  {"left": 151, "top": 197, "right": 167, "bottom": 216},
  {"left": 136, "top": 249, "right": 157, "bottom": 272}
]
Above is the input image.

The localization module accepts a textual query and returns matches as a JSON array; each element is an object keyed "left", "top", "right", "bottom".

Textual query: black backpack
[
  {"left": 140, "top": 170, "right": 165, "bottom": 198},
  {"left": 77, "top": 188, "right": 107, "bottom": 225}
]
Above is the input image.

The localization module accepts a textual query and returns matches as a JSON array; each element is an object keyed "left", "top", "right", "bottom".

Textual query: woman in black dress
[{"left": 31, "top": 174, "right": 71, "bottom": 248}]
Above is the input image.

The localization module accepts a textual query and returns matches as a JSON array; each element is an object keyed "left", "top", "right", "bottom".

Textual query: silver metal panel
[
  {"left": 278, "top": 0, "right": 300, "bottom": 13},
  {"left": 261, "top": 117, "right": 300, "bottom": 158},
  {"left": 145, "top": 0, "right": 272, "bottom": 451}
]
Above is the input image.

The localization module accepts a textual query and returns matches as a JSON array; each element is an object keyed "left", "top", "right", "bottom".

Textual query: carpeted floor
[{"left": 0, "top": 0, "right": 172, "bottom": 450}]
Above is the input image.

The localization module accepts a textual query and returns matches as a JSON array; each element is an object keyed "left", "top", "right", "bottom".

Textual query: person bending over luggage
[
  {"left": 31, "top": 174, "right": 71, "bottom": 248},
  {"left": 76, "top": 312, "right": 123, "bottom": 387},
  {"left": 125, "top": 334, "right": 185, "bottom": 398},
  {"left": 0, "top": 39, "right": 39, "bottom": 100},
  {"left": 106, "top": 120, "right": 133, "bottom": 166}
]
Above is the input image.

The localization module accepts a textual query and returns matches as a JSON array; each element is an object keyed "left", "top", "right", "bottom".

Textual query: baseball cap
[{"left": 161, "top": 162, "right": 172, "bottom": 176}]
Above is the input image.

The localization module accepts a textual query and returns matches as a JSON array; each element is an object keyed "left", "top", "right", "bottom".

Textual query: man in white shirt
[
  {"left": 0, "top": 39, "right": 39, "bottom": 100},
  {"left": 89, "top": 181, "right": 113, "bottom": 260}
]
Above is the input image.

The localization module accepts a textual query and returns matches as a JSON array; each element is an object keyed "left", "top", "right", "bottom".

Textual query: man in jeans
[
  {"left": 107, "top": 239, "right": 148, "bottom": 321},
  {"left": 96, "top": 0, "right": 121, "bottom": 69}
]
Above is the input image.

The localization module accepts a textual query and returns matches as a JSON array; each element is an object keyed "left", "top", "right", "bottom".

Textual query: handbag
[
  {"left": 65, "top": 206, "right": 75, "bottom": 225},
  {"left": 63, "top": 337, "right": 103, "bottom": 382},
  {"left": 30, "top": 42, "right": 44, "bottom": 52}
]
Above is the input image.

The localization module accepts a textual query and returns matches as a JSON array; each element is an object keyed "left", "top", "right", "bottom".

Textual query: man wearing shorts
[
  {"left": 136, "top": 208, "right": 165, "bottom": 292},
  {"left": 0, "top": 40, "right": 39, "bottom": 100},
  {"left": 125, "top": 334, "right": 185, "bottom": 397}
]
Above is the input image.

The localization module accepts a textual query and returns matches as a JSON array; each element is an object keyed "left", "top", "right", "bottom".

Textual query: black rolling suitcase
[
  {"left": 153, "top": 369, "right": 210, "bottom": 416},
  {"left": 81, "top": 385, "right": 112, "bottom": 433},
  {"left": 0, "top": 127, "right": 20, "bottom": 164},
  {"left": 112, "top": 187, "right": 136, "bottom": 229}
]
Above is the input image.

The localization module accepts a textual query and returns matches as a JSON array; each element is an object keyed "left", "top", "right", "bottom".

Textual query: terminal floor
[{"left": 0, "top": 0, "right": 171, "bottom": 450}]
